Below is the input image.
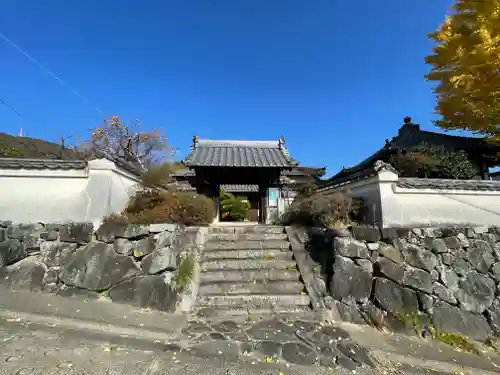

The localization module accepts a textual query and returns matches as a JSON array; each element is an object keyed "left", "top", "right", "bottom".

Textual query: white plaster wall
[
  {"left": 382, "top": 182, "right": 500, "bottom": 228},
  {"left": 0, "top": 158, "right": 140, "bottom": 227},
  {"left": 0, "top": 168, "right": 89, "bottom": 224},
  {"left": 84, "top": 159, "right": 141, "bottom": 227},
  {"left": 318, "top": 174, "right": 385, "bottom": 226},
  {"left": 319, "top": 169, "right": 500, "bottom": 228}
]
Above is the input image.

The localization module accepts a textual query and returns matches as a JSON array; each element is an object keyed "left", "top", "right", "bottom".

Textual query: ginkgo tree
[{"left": 425, "top": 0, "right": 500, "bottom": 140}]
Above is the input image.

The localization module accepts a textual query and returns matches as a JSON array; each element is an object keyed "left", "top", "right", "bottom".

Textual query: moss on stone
[
  {"left": 394, "top": 311, "right": 423, "bottom": 332},
  {"left": 393, "top": 311, "right": 482, "bottom": 355},
  {"left": 434, "top": 330, "right": 482, "bottom": 355},
  {"left": 99, "top": 289, "right": 110, "bottom": 298}
]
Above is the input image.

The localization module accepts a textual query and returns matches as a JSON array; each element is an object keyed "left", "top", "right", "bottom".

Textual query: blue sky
[{"left": 0, "top": 0, "right": 454, "bottom": 176}]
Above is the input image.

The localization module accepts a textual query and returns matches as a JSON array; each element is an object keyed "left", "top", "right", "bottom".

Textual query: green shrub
[
  {"left": 388, "top": 143, "right": 478, "bottom": 179},
  {"left": 281, "top": 192, "right": 362, "bottom": 228},
  {"left": 219, "top": 190, "right": 250, "bottom": 221}
]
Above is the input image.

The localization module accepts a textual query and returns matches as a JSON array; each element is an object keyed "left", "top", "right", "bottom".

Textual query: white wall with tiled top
[
  {"left": 0, "top": 158, "right": 140, "bottom": 227},
  {"left": 380, "top": 172, "right": 500, "bottom": 228},
  {"left": 318, "top": 166, "right": 500, "bottom": 228}
]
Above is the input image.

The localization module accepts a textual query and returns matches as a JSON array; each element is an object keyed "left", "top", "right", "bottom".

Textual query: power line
[
  {"left": 0, "top": 97, "right": 23, "bottom": 117},
  {"left": 0, "top": 32, "right": 105, "bottom": 116},
  {"left": 0, "top": 95, "right": 82, "bottom": 147}
]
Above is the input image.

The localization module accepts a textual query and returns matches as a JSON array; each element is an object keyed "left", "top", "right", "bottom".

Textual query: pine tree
[{"left": 425, "top": 0, "right": 500, "bottom": 140}]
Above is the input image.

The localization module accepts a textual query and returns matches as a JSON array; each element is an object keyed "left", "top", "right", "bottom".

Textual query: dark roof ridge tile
[
  {"left": 0, "top": 157, "right": 87, "bottom": 170},
  {"left": 396, "top": 177, "right": 500, "bottom": 191},
  {"left": 184, "top": 141, "right": 298, "bottom": 168}
]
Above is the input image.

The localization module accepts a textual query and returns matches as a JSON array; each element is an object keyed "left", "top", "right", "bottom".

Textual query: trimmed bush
[
  {"left": 139, "top": 162, "right": 186, "bottom": 189},
  {"left": 174, "top": 191, "right": 216, "bottom": 226},
  {"left": 104, "top": 189, "right": 215, "bottom": 226},
  {"left": 101, "top": 213, "right": 130, "bottom": 225},
  {"left": 126, "top": 189, "right": 165, "bottom": 215},
  {"left": 139, "top": 164, "right": 172, "bottom": 189},
  {"left": 281, "top": 192, "right": 362, "bottom": 228}
]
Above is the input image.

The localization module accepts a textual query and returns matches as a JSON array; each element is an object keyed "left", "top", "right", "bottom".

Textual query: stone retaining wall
[
  {"left": 292, "top": 225, "right": 500, "bottom": 342},
  {"left": 0, "top": 221, "right": 206, "bottom": 313}
]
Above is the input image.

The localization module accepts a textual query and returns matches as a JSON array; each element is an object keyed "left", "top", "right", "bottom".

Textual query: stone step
[
  {"left": 199, "top": 269, "right": 301, "bottom": 283},
  {"left": 208, "top": 226, "right": 285, "bottom": 234},
  {"left": 197, "top": 294, "right": 311, "bottom": 308},
  {"left": 200, "top": 249, "right": 293, "bottom": 261},
  {"left": 206, "top": 232, "right": 289, "bottom": 242},
  {"left": 195, "top": 305, "right": 314, "bottom": 320},
  {"left": 198, "top": 280, "right": 305, "bottom": 295},
  {"left": 200, "top": 258, "right": 297, "bottom": 271},
  {"left": 204, "top": 240, "right": 290, "bottom": 251}
]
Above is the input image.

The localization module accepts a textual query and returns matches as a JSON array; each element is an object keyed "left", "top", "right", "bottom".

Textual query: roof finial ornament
[
  {"left": 403, "top": 116, "right": 412, "bottom": 124},
  {"left": 190, "top": 136, "right": 199, "bottom": 152},
  {"left": 279, "top": 135, "right": 285, "bottom": 149}
]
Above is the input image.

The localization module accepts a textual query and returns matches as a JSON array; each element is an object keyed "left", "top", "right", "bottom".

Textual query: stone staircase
[{"left": 195, "top": 225, "right": 311, "bottom": 318}]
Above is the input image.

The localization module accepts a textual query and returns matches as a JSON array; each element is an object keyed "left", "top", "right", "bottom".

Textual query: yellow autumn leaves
[{"left": 425, "top": 0, "right": 500, "bottom": 139}]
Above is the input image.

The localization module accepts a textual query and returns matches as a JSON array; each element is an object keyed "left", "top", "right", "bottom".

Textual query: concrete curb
[
  {"left": 372, "top": 350, "right": 500, "bottom": 375},
  {"left": 338, "top": 321, "right": 500, "bottom": 375},
  {"left": 0, "top": 308, "right": 182, "bottom": 349}
]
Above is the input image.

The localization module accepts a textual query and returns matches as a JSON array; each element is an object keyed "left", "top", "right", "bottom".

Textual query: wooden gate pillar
[{"left": 259, "top": 185, "right": 267, "bottom": 224}]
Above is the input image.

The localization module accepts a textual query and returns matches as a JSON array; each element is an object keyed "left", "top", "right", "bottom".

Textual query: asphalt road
[
  {"left": 0, "top": 287, "right": 498, "bottom": 374},
  {"left": 0, "top": 317, "right": 387, "bottom": 375}
]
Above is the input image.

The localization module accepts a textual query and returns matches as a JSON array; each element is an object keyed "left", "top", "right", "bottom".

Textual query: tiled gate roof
[{"left": 184, "top": 138, "right": 298, "bottom": 168}]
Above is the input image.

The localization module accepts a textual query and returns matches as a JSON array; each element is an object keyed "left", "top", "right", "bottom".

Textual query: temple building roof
[
  {"left": 323, "top": 116, "right": 500, "bottom": 187},
  {"left": 285, "top": 166, "right": 326, "bottom": 177},
  {"left": 183, "top": 137, "right": 299, "bottom": 168}
]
